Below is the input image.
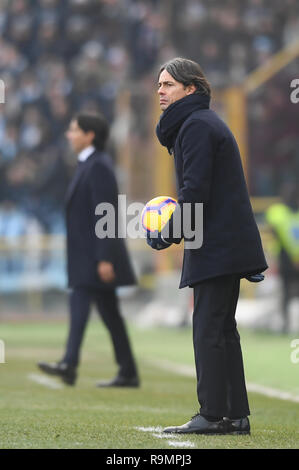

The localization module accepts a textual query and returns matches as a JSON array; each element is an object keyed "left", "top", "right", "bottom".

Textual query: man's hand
[
  {"left": 146, "top": 230, "right": 172, "bottom": 251},
  {"left": 97, "top": 261, "right": 116, "bottom": 283}
]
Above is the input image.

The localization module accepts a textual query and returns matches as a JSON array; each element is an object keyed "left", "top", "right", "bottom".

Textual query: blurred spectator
[
  {"left": 266, "top": 182, "right": 299, "bottom": 333},
  {"left": 0, "top": 200, "right": 28, "bottom": 273},
  {"left": 19, "top": 105, "right": 50, "bottom": 151},
  {"left": 0, "top": 121, "right": 18, "bottom": 162}
]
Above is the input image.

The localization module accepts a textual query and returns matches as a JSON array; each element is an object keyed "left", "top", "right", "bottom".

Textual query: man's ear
[
  {"left": 186, "top": 84, "right": 196, "bottom": 95},
  {"left": 87, "top": 130, "right": 95, "bottom": 144}
]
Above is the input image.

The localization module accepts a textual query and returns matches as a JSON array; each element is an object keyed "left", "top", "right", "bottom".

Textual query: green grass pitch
[{"left": 0, "top": 319, "right": 299, "bottom": 449}]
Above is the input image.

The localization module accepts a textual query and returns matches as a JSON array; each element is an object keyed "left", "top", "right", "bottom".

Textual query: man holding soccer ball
[{"left": 147, "top": 58, "right": 268, "bottom": 435}]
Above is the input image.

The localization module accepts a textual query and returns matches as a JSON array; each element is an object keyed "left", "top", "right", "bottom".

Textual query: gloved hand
[{"left": 146, "top": 230, "right": 172, "bottom": 250}]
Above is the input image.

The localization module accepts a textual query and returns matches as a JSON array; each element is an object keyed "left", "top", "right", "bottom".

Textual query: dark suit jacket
[
  {"left": 65, "top": 150, "right": 136, "bottom": 289},
  {"left": 172, "top": 103, "right": 268, "bottom": 288}
]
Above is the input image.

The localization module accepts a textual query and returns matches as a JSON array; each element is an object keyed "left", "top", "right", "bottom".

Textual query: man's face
[
  {"left": 65, "top": 119, "right": 94, "bottom": 153},
  {"left": 158, "top": 69, "right": 195, "bottom": 111}
]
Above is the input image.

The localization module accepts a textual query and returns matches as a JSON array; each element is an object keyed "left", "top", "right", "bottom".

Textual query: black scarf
[{"left": 156, "top": 93, "right": 210, "bottom": 154}]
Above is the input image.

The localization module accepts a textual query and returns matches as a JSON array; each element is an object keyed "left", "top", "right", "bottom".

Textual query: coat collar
[
  {"left": 156, "top": 93, "right": 210, "bottom": 154},
  {"left": 78, "top": 145, "right": 96, "bottom": 162}
]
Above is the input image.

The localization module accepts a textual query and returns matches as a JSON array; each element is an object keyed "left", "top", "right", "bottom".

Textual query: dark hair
[
  {"left": 75, "top": 112, "right": 109, "bottom": 151},
  {"left": 159, "top": 57, "right": 211, "bottom": 97}
]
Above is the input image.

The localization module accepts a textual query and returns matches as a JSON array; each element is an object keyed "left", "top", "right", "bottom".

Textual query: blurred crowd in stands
[
  {"left": 169, "top": 0, "right": 299, "bottom": 86},
  {"left": 248, "top": 67, "right": 299, "bottom": 197},
  {"left": 0, "top": 0, "right": 298, "bottom": 243}
]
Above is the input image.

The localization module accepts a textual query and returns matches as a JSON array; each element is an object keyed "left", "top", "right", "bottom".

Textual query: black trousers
[
  {"left": 193, "top": 274, "right": 250, "bottom": 419},
  {"left": 62, "top": 287, "right": 138, "bottom": 378}
]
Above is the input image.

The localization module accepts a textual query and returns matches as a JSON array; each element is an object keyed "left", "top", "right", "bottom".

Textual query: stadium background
[
  {"left": 0, "top": 0, "right": 299, "bottom": 451},
  {"left": 0, "top": 0, "right": 298, "bottom": 329}
]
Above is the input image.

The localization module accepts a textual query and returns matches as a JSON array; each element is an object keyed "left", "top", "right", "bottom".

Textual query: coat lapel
[
  {"left": 65, "top": 150, "right": 98, "bottom": 206},
  {"left": 65, "top": 163, "right": 84, "bottom": 206}
]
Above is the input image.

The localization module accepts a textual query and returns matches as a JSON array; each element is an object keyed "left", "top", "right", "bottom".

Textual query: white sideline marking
[
  {"left": 168, "top": 440, "right": 195, "bottom": 448},
  {"left": 246, "top": 383, "right": 299, "bottom": 404},
  {"left": 152, "top": 433, "right": 172, "bottom": 439},
  {"left": 136, "top": 426, "right": 163, "bottom": 433},
  {"left": 135, "top": 426, "right": 195, "bottom": 449},
  {"left": 28, "top": 373, "right": 64, "bottom": 390},
  {"left": 147, "top": 358, "right": 299, "bottom": 404}
]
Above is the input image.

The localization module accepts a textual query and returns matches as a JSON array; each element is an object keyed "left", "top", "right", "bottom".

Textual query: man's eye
[{"left": 158, "top": 82, "right": 173, "bottom": 88}]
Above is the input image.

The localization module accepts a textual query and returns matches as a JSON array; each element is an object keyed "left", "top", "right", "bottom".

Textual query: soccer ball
[{"left": 141, "top": 196, "right": 178, "bottom": 233}]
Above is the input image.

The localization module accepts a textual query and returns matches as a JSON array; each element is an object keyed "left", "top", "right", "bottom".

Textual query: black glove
[
  {"left": 146, "top": 230, "right": 172, "bottom": 251},
  {"left": 159, "top": 206, "right": 183, "bottom": 246}
]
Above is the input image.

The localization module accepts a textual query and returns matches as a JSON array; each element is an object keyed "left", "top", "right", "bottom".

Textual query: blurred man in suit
[{"left": 38, "top": 113, "right": 139, "bottom": 387}]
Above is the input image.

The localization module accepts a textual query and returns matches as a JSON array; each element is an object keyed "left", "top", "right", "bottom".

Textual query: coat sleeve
[
  {"left": 88, "top": 160, "right": 119, "bottom": 264},
  {"left": 161, "top": 120, "right": 215, "bottom": 245},
  {"left": 178, "top": 119, "right": 215, "bottom": 204}
]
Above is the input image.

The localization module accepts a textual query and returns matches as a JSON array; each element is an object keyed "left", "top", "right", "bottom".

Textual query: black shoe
[
  {"left": 224, "top": 417, "right": 250, "bottom": 435},
  {"left": 96, "top": 375, "right": 140, "bottom": 388},
  {"left": 37, "top": 361, "right": 77, "bottom": 386},
  {"left": 163, "top": 413, "right": 227, "bottom": 435}
]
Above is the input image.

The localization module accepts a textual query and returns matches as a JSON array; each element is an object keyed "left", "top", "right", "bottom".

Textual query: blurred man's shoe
[
  {"left": 37, "top": 361, "right": 77, "bottom": 386},
  {"left": 224, "top": 417, "right": 250, "bottom": 435},
  {"left": 96, "top": 375, "right": 140, "bottom": 388},
  {"left": 163, "top": 413, "right": 227, "bottom": 434}
]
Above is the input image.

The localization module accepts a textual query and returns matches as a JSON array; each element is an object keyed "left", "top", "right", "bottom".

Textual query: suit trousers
[
  {"left": 192, "top": 274, "right": 250, "bottom": 418},
  {"left": 62, "top": 287, "right": 138, "bottom": 378}
]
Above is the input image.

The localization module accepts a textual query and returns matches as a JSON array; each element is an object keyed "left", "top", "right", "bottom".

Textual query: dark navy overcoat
[
  {"left": 65, "top": 150, "right": 136, "bottom": 289},
  {"left": 157, "top": 94, "right": 268, "bottom": 288}
]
